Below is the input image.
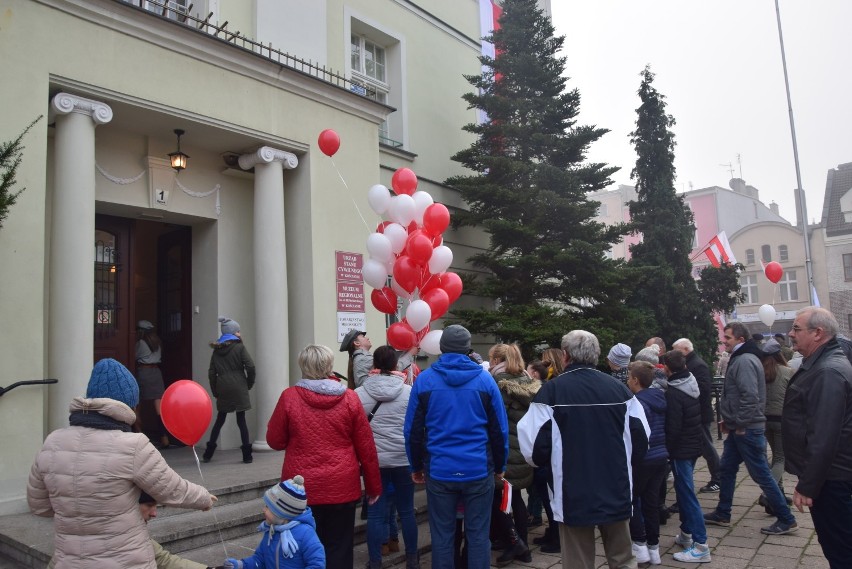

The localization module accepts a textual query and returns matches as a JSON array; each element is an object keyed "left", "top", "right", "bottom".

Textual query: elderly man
[
  {"left": 783, "top": 307, "right": 852, "bottom": 568},
  {"left": 673, "top": 338, "right": 721, "bottom": 494},
  {"left": 704, "top": 321, "right": 798, "bottom": 535},
  {"left": 518, "top": 330, "right": 649, "bottom": 569}
]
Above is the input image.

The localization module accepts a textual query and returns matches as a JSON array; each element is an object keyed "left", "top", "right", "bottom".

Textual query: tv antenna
[{"left": 719, "top": 162, "right": 735, "bottom": 178}]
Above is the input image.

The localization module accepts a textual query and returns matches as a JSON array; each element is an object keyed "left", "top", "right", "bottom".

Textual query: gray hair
[
  {"left": 298, "top": 344, "right": 335, "bottom": 379},
  {"left": 561, "top": 330, "right": 601, "bottom": 365},
  {"left": 798, "top": 306, "right": 839, "bottom": 338},
  {"left": 635, "top": 346, "right": 660, "bottom": 365},
  {"left": 672, "top": 338, "right": 693, "bottom": 352}
]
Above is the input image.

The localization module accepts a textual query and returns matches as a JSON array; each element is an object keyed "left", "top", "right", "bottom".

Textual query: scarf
[
  {"left": 258, "top": 520, "right": 301, "bottom": 561},
  {"left": 490, "top": 361, "right": 507, "bottom": 377},
  {"left": 69, "top": 410, "right": 132, "bottom": 432}
]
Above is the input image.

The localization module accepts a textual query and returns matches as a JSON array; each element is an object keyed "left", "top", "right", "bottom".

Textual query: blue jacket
[
  {"left": 636, "top": 387, "right": 668, "bottom": 465},
  {"left": 234, "top": 508, "right": 325, "bottom": 569},
  {"left": 404, "top": 353, "right": 509, "bottom": 482}
]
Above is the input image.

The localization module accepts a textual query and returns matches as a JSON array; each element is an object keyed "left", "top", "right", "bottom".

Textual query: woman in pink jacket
[
  {"left": 266, "top": 344, "right": 382, "bottom": 569},
  {"left": 28, "top": 358, "right": 216, "bottom": 569}
]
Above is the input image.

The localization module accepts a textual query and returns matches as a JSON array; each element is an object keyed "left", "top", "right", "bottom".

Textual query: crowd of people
[{"left": 26, "top": 306, "right": 852, "bottom": 569}]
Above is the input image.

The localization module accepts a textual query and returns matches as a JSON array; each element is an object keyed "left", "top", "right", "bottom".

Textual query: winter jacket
[
  {"left": 517, "top": 364, "right": 650, "bottom": 526},
  {"left": 266, "top": 379, "right": 382, "bottom": 504},
  {"left": 351, "top": 349, "right": 415, "bottom": 388},
  {"left": 208, "top": 340, "right": 256, "bottom": 413},
  {"left": 665, "top": 371, "right": 703, "bottom": 460},
  {"left": 231, "top": 509, "right": 325, "bottom": 569},
  {"left": 49, "top": 540, "right": 206, "bottom": 569},
  {"left": 685, "top": 351, "right": 714, "bottom": 425},
  {"left": 635, "top": 387, "right": 668, "bottom": 465},
  {"left": 720, "top": 340, "right": 766, "bottom": 430},
  {"left": 356, "top": 373, "right": 412, "bottom": 468},
  {"left": 27, "top": 398, "right": 213, "bottom": 569},
  {"left": 494, "top": 371, "right": 541, "bottom": 489},
  {"left": 782, "top": 338, "right": 852, "bottom": 499},
  {"left": 404, "top": 353, "right": 508, "bottom": 482},
  {"left": 765, "top": 365, "right": 793, "bottom": 420}
]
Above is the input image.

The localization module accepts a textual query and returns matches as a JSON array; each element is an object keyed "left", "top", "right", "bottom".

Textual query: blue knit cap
[{"left": 86, "top": 358, "right": 139, "bottom": 408}]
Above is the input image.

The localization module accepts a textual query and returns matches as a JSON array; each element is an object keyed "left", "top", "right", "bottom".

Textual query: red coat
[{"left": 266, "top": 381, "right": 382, "bottom": 505}]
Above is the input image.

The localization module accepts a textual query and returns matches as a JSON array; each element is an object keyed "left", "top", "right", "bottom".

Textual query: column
[
  {"left": 48, "top": 93, "right": 113, "bottom": 431},
  {"left": 238, "top": 147, "right": 298, "bottom": 450}
]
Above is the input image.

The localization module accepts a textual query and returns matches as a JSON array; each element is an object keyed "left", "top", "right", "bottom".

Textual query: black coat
[
  {"left": 665, "top": 370, "right": 703, "bottom": 460},
  {"left": 686, "top": 351, "right": 714, "bottom": 425}
]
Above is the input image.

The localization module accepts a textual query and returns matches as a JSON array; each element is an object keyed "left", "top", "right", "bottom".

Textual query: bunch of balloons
[{"left": 362, "top": 167, "right": 463, "bottom": 354}]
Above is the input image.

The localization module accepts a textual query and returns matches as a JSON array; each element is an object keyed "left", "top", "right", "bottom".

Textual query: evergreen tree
[
  {"left": 0, "top": 116, "right": 42, "bottom": 230},
  {"left": 446, "top": 0, "right": 645, "bottom": 357}
]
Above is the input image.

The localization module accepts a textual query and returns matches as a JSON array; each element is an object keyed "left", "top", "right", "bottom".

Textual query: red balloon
[
  {"left": 422, "top": 288, "right": 450, "bottom": 320},
  {"left": 406, "top": 233, "right": 434, "bottom": 265},
  {"left": 317, "top": 129, "right": 340, "bottom": 157},
  {"left": 388, "top": 321, "right": 416, "bottom": 351},
  {"left": 371, "top": 287, "right": 398, "bottom": 314},
  {"left": 392, "top": 168, "right": 418, "bottom": 196},
  {"left": 408, "top": 220, "right": 419, "bottom": 234},
  {"left": 376, "top": 221, "right": 393, "bottom": 234},
  {"left": 764, "top": 261, "right": 783, "bottom": 284},
  {"left": 423, "top": 203, "right": 450, "bottom": 236},
  {"left": 441, "top": 272, "right": 463, "bottom": 303},
  {"left": 431, "top": 234, "right": 443, "bottom": 248},
  {"left": 393, "top": 256, "right": 420, "bottom": 293},
  {"left": 161, "top": 380, "right": 212, "bottom": 446},
  {"left": 419, "top": 271, "right": 440, "bottom": 295},
  {"left": 415, "top": 327, "right": 430, "bottom": 343}
]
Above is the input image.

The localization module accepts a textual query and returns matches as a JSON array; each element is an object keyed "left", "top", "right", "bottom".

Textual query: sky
[{"left": 549, "top": 1, "right": 852, "bottom": 225}]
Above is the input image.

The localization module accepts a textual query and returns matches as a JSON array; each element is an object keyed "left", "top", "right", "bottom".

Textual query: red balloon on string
[
  {"left": 388, "top": 321, "right": 416, "bottom": 351},
  {"left": 764, "top": 261, "right": 783, "bottom": 284},
  {"left": 371, "top": 287, "right": 398, "bottom": 314},
  {"left": 422, "top": 288, "right": 450, "bottom": 320},
  {"left": 161, "top": 380, "right": 212, "bottom": 446},
  {"left": 431, "top": 234, "right": 443, "bottom": 248},
  {"left": 392, "top": 168, "right": 418, "bottom": 196},
  {"left": 420, "top": 272, "right": 441, "bottom": 295},
  {"left": 393, "top": 256, "right": 421, "bottom": 293},
  {"left": 441, "top": 272, "right": 464, "bottom": 303},
  {"left": 317, "top": 129, "right": 340, "bottom": 157},
  {"left": 423, "top": 203, "right": 450, "bottom": 236},
  {"left": 406, "top": 232, "right": 434, "bottom": 265}
]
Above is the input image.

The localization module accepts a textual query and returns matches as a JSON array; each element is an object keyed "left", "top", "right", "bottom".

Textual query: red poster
[
  {"left": 336, "top": 251, "right": 363, "bottom": 282},
  {"left": 337, "top": 282, "right": 365, "bottom": 312}
]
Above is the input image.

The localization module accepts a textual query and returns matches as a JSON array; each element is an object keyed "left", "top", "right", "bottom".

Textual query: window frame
[
  {"left": 779, "top": 245, "right": 788, "bottom": 262},
  {"left": 761, "top": 244, "right": 772, "bottom": 263},
  {"left": 844, "top": 254, "right": 852, "bottom": 281},
  {"left": 740, "top": 273, "right": 758, "bottom": 305},
  {"left": 779, "top": 270, "right": 798, "bottom": 302},
  {"left": 746, "top": 249, "right": 755, "bottom": 265}
]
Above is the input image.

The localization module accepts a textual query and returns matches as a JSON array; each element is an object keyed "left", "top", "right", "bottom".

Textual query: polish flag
[{"left": 702, "top": 231, "right": 737, "bottom": 267}]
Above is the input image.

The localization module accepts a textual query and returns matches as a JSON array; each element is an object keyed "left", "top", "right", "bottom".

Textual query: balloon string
[
  {"left": 192, "top": 445, "right": 229, "bottom": 560},
  {"left": 330, "top": 157, "right": 372, "bottom": 236}
]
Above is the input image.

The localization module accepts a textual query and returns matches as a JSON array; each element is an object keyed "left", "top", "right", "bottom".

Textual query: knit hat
[
  {"left": 139, "top": 491, "right": 156, "bottom": 505},
  {"left": 86, "top": 358, "right": 139, "bottom": 408},
  {"left": 607, "top": 343, "right": 632, "bottom": 368},
  {"left": 219, "top": 316, "right": 240, "bottom": 335},
  {"left": 635, "top": 345, "right": 660, "bottom": 365},
  {"left": 339, "top": 329, "right": 365, "bottom": 352},
  {"left": 762, "top": 338, "right": 781, "bottom": 356},
  {"left": 439, "top": 325, "right": 471, "bottom": 354},
  {"left": 137, "top": 320, "right": 154, "bottom": 330},
  {"left": 264, "top": 475, "right": 307, "bottom": 521}
]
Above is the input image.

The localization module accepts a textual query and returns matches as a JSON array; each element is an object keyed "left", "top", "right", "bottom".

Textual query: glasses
[{"left": 790, "top": 325, "right": 815, "bottom": 333}]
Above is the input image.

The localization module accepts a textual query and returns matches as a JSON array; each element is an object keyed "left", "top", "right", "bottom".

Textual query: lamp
[{"left": 167, "top": 129, "right": 189, "bottom": 172}]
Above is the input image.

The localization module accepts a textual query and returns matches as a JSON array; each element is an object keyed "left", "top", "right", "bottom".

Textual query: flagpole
[{"left": 774, "top": 0, "right": 816, "bottom": 305}]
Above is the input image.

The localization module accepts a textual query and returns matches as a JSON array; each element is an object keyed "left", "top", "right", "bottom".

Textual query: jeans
[
  {"left": 810, "top": 480, "right": 852, "bottom": 569},
  {"left": 700, "top": 422, "right": 721, "bottom": 483},
  {"left": 426, "top": 475, "right": 494, "bottom": 569},
  {"left": 765, "top": 421, "right": 785, "bottom": 486},
  {"left": 368, "top": 467, "right": 417, "bottom": 562},
  {"left": 629, "top": 461, "right": 667, "bottom": 546},
  {"left": 671, "top": 458, "right": 707, "bottom": 544},
  {"left": 715, "top": 429, "right": 795, "bottom": 525}
]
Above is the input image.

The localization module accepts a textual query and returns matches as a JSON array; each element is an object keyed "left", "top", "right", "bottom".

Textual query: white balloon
[
  {"left": 368, "top": 184, "right": 391, "bottom": 215},
  {"left": 362, "top": 259, "right": 388, "bottom": 289},
  {"left": 758, "top": 304, "right": 777, "bottom": 327},
  {"left": 428, "top": 245, "right": 453, "bottom": 274},
  {"left": 412, "top": 191, "right": 434, "bottom": 226},
  {"left": 384, "top": 223, "right": 408, "bottom": 254},
  {"left": 405, "top": 300, "right": 432, "bottom": 332},
  {"left": 389, "top": 194, "right": 416, "bottom": 227},
  {"left": 391, "top": 277, "right": 412, "bottom": 300},
  {"left": 366, "top": 232, "right": 393, "bottom": 263},
  {"left": 420, "top": 329, "right": 443, "bottom": 355}
]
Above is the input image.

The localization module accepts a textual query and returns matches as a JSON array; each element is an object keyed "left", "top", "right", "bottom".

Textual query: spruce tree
[
  {"left": 0, "top": 116, "right": 42, "bottom": 230},
  {"left": 446, "top": 0, "right": 645, "bottom": 357}
]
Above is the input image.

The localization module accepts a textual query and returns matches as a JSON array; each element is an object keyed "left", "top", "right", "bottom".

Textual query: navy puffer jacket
[{"left": 636, "top": 387, "right": 668, "bottom": 464}]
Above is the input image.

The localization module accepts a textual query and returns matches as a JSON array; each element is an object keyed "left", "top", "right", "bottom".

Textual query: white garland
[{"left": 95, "top": 163, "right": 221, "bottom": 215}]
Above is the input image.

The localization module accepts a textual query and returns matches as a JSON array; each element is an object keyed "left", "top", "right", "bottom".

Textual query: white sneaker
[
  {"left": 648, "top": 546, "right": 661, "bottom": 565},
  {"left": 674, "top": 532, "right": 693, "bottom": 548},
  {"left": 632, "top": 542, "right": 650, "bottom": 563},
  {"left": 673, "top": 543, "right": 711, "bottom": 563}
]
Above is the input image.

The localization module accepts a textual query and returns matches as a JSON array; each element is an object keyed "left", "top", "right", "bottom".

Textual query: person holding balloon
[
  {"left": 266, "top": 344, "right": 382, "bottom": 569},
  {"left": 28, "top": 358, "right": 217, "bottom": 568},
  {"left": 340, "top": 329, "right": 417, "bottom": 389},
  {"left": 203, "top": 316, "right": 256, "bottom": 464}
]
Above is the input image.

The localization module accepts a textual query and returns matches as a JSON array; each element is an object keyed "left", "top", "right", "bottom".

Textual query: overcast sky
[{"left": 549, "top": 1, "right": 852, "bottom": 225}]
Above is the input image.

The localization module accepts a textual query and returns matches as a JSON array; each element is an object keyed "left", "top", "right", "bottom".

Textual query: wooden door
[
  {"left": 93, "top": 215, "right": 134, "bottom": 366},
  {"left": 157, "top": 226, "right": 192, "bottom": 387}
]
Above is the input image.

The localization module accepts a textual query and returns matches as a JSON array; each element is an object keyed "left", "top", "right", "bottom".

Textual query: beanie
[
  {"left": 219, "top": 316, "right": 240, "bottom": 336},
  {"left": 607, "top": 343, "right": 632, "bottom": 368},
  {"left": 635, "top": 345, "right": 660, "bottom": 365},
  {"left": 439, "top": 325, "right": 471, "bottom": 354},
  {"left": 139, "top": 491, "right": 156, "bottom": 505},
  {"left": 264, "top": 475, "right": 307, "bottom": 522},
  {"left": 86, "top": 358, "right": 139, "bottom": 408}
]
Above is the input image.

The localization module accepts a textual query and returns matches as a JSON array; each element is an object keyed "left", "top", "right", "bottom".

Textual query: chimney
[
  {"left": 729, "top": 178, "right": 747, "bottom": 193},
  {"left": 769, "top": 201, "right": 779, "bottom": 216}
]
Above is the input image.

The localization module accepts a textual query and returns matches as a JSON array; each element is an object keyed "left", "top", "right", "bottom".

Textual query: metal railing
[{"left": 0, "top": 379, "right": 58, "bottom": 397}]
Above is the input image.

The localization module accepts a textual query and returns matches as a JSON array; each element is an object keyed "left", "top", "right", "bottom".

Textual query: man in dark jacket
[
  {"left": 783, "top": 307, "right": 852, "bottom": 568},
  {"left": 704, "top": 321, "right": 797, "bottom": 536},
  {"left": 518, "top": 330, "right": 649, "bottom": 569},
  {"left": 404, "top": 325, "right": 509, "bottom": 569},
  {"left": 674, "top": 338, "right": 721, "bottom": 493},
  {"left": 662, "top": 350, "right": 711, "bottom": 563}
]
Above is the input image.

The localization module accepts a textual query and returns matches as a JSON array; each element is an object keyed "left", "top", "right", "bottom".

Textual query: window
[
  {"left": 746, "top": 249, "right": 755, "bottom": 265},
  {"left": 740, "top": 274, "right": 758, "bottom": 304},
  {"left": 844, "top": 254, "right": 852, "bottom": 281},
  {"left": 351, "top": 33, "right": 393, "bottom": 144},
  {"left": 94, "top": 230, "right": 119, "bottom": 338},
  {"left": 761, "top": 244, "right": 772, "bottom": 263},
  {"left": 779, "top": 270, "right": 798, "bottom": 302},
  {"left": 141, "top": 0, "right": 188, "bottom": 21},
  {"left": 779, "top": 245, "right": 788, "bottom": 262}
]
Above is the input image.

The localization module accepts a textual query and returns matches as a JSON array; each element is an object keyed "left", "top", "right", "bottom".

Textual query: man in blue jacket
[{"left": 404, "top": 325, "right": 509, "bottom": 569}]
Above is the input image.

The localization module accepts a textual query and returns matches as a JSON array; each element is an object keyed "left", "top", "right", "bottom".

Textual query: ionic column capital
[
  {"left": 238, "top": 146, "right": 298, "bottom": 171},
  {"left": 50, "top": 92, "right": 113, "bottom": 125}
]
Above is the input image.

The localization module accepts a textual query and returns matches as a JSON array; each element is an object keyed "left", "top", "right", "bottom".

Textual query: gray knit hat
[
  {"left": 219, "top": 316, "right": 240, "bottom": 335},
  {"left": 86, "top": 358, "right": 139, "bottom": 408},
  {"left": 264, "top": 475, "right": 307, "bottom": 521},
  {"left": 439, "top": 325, "right": 471, "bottom": 354},
  {"left": 607, "top": 343, "right": 632, "bottom": 368},
  {"left": 635, "top": 345, "right": 660, "bottom": 365}
]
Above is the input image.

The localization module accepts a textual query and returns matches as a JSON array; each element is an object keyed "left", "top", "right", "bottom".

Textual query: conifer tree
[
  {"left": 0, "top": 116, "right": 42, "bottom": 230},
  {"left": 446, "top": 0, "right": 645, "bottom": 356}
]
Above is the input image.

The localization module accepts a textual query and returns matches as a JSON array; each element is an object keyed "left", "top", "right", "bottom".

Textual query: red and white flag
[
  {"left": 702, "top": 231, "right": 737, "bottom": 267},
  {"left": 499, "top": 479, "right": 513, "bottom": 514}
]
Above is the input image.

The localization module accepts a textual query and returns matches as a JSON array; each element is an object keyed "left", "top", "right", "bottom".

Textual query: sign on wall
[{"left": 336, "top": 251, "right": 366, "bottom": 342}]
